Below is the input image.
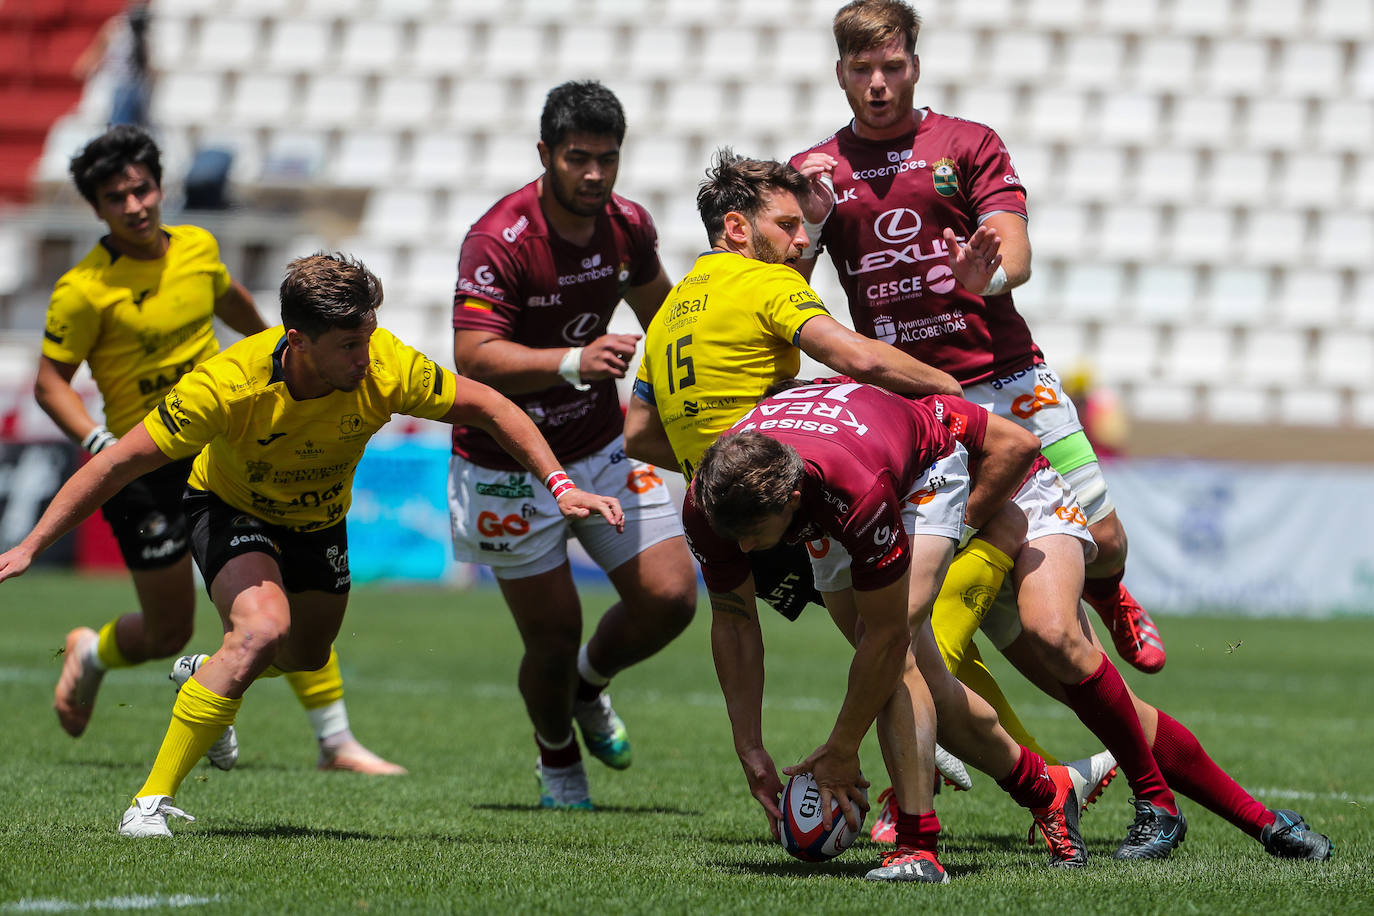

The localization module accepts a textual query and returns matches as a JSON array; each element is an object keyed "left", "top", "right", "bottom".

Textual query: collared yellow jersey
[
  {"left": 633, "top": 250, "right": 829, "bottom": 479},
  {"left": 144, "top": 326, "right": 457, "bottom": 531},
  {"left": 43, "top": 224, "right": 232, "bottom": 436}
]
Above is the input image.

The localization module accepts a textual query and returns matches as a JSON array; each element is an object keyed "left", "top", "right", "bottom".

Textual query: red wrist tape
[{"left": 543, "top": 470, "right": 576, "bottom": 499}]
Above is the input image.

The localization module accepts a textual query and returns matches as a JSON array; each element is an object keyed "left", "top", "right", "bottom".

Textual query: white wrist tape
[
  {"left": 81, "top": 425, "right": 117, "bottom": 455},
  {"left": 801, "top": 175, "right": 835, "bottom": 251},
  {"left": 979, "top": 265, "right": 1008, "bottom": 297},
  {"left": 558, "top": 347, "right": 589, "bottom": 391}
]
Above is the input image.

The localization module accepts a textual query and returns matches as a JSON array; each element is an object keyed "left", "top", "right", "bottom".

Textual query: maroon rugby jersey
[
  {"left": 683, "top": 381, "right": 957, "bottom": 594},
  {"left": 791, "top": 109, "right": 1043, "bottom": 386},
  {"left": 452, "top": 180, "right": 662, "bottom": 469}
]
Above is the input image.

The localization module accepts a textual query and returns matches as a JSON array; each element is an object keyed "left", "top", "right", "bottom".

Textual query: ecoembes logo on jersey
[
  {"left": 476, "top": 474, "right": 536, "bottom": 499},
  {"left": 850, "top": 149, "right": 928, "bottom": 180},
  {"left": 559, "top": 253, "right": 615, "bottom": 286}
]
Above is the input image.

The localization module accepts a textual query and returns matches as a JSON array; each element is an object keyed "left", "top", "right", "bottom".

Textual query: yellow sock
[
  {"left": 954, "top": 643, "right": 1060, "bottom": 765},
  {"left": 285, "top": 647, "right": 344, "bottom": 710},
  {"left": 136, "top": 677, "right": 240, "bottom": 799},
  {"left": 95, "top": 620, "right": 132, "bottom": 669},
  {"left": 931, "top": 538, "right": 1015, "bottom": 672}
]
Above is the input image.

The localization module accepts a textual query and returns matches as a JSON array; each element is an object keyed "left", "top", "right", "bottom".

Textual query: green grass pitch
[{"left": 1, "top": 572, "right": 1369, "bottom": 914}]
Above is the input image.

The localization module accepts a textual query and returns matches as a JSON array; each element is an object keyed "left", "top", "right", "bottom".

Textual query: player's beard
[
  {"left": 549, "top": 172, "right": 608, "bottom": 218},
  {"left": 750, "top": 228, "right": 789, "bottom": 265}
]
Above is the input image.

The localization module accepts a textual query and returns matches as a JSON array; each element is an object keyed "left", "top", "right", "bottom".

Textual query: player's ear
[
  {"left": 537, "top": 141, "right": 551, "bottom": 171},
  {"left": 285, "top": 328, "right": 307, "bottom": 351},
  {"left": 723, "top": 210, "right": 751, "bottom": 247}
]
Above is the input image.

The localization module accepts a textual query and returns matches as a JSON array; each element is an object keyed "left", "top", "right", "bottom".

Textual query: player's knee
[
  {"left": 1088, "top": 517, "right": 1128, "bottom": 567},
  {"left": 145, "top": 619, "right": 195, "bottom": 658},
  {"left": 1024, "top": 617, "right": 1096, "bottom": 679}
]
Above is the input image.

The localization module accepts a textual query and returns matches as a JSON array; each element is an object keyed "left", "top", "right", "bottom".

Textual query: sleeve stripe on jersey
[
  {"left": 157, "top": 401, "right": 181, "bottom": 434},
  {"left": 43, "top": 330, "right": 63, "bottom": 344},
  {"left": 432, "top": 361, "right": 444, "bottom": 397}
]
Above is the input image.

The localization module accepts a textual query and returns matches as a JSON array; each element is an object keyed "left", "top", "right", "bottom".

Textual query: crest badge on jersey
[{"left": 932, "top": 158, "right": 959, "bottom": 197}]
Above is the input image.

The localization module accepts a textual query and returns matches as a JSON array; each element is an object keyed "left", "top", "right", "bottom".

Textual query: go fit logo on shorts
[
  {"left": 477, "top": 511, "right": 530, "bottom": 537},
  {"left": 626, "top": 467, "right": 663, "bottom": 494},
  {"left": 1011, "top": 385, "right": 1059, "bottom": 419}
]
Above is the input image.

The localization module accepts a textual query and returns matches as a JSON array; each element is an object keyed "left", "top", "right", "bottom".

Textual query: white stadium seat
[
  {"left": 1131, "top": 36, "right": 1199, "bottom": 93},
  {"left": 548, "top": 24, "right": 621, "bottom": 82},
  {"left": 1239, "top": 0, "right": 1309, "bottom": 39},
  {"left": 1206, "top": 384, "right": 1270, "bottom": 424},
  {"left": 1202, "top": 39, "right": 1272, "bottom": 96},
  {"left": 227, "top": 73, "right": 296, "bottom": 128},
  {"left": 1060, "top": 35, "right": 1125, "bottom": 90},
  {"left": 1273, "top": 268, "right": 1345, "bottom": 329},
  {"left": 1235, "top": 328, "right": 1307, "bottom": 384},
  {"left": 1133, "top": 148, "right": 1201, "bottom": 204},
  {"left": 1131, "top": 383, "right": 1200, "bottom": 421},
  {"left": 1240, "top": 98, "right": 1309, "bottom": 152},
  {"left": 1164, "top": 0, "right": 1234, "bottom": 37},
  {"left": 1207, "top": 150, "right": 1271, "bottom": 207},
  {"left": 1164, "top": 325, "right": 1235, "bottom": 384},
  {"left": 1312, "top": 330, "right": 1374, "bottom": 387},
  {"left": 1168, "top": 207, "right": 1237, "bottom": 264},
  {"left": 1059, "top": 263, "right": 1128, "bottom": 321},
  {"left": 1277, "top": 387, "right": 1344, "bottom": 426},
  {"left": 330, "top": 130, "right": 404, "bottom": 187},
  {"left": 190, "top": 18, "right": 262, "bottom": 72},
  {"left": 985, "top": 33, "right": 1054, "bottom": 85},
  {"left": 412, "top": 24, "right": 476, "bottom": 77},
  {"left": 1130, "top": 265, "right": 1198, "bottom": 323},
  {"left": 263, "top": 18, "right": 334, "bottom": 74},
  {"left": 1061, "top": 145, "right": 1126, "bottom": 202},
  {"left": 336, "top": 21, "right": 405, "bottom": 74},
  {"left": 1314, "top": 98, "right": 1374, "bottom": 153},
  {"left": 360, "top": 189, "right": 437, "bottom": 245},
  {"left": 150, "top": 71, "right": 227, "bottom": 128},
  {"left": 1238, "top": 209, "right": 1306, "bottom": 268},
  {"left": 407, "top": 132, "right": 466, "bottom": 188},
  {"left": 1170, "top": 95, "right": 1235, "bottom": 148},
  {"left": 372, "top": 76, "right": 440, "bottom": 129},
  {"left": 1276, "top": 41, "right": 1346, "bottom": 100},
  {"left": 1314, "top": 212, "right": 1374, "bottom": 270},
  {"left": 1314, "top": 0, "right": 1374, "bottom": 39},
  {"left": 1098, "top": 92, "right": 1164, "bottom": 146},
  {"left": 299, "top": 74, "right": 369, "bottom": 129},
  {"left": 1099, "top": 204, "right": 1164, "bottom": 262},
  {"left": 1024, "top": 88, "right": 1090, "bottom": 144},
  {"left": 1095, "top": 324, "right": 1162, "bottom": 385},
  {"left": 1202, "top": 267, "right": 1272, "bottom": 325},
  {"left": 625, "top": 25, "right": 693, "bottom": 79},
  {"left": 1027, "top": 202, "right": 1089, "bottom": 259}
]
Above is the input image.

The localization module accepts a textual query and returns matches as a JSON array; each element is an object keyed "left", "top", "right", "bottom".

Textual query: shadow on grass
[
  {"left": 471, "top": 803, "right": 702, "bottom": 816},
  {"left": 198, "top": 825, "right": 394, "bottom": 841}
]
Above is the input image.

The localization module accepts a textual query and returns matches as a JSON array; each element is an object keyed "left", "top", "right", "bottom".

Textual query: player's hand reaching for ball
[
  {"left": 580, "top": 333, "right": 642, "bottom": 381},
  {"left": 738, "top": 746, "right": 785, "bottom": 840},
  {"left": 785, "top": 744, "right": 870, "bottom": 832},
  {"left": 555, "top": 488, "right": 624, "bottom": 532},
  {"left": 794, "top": 152, "right": 838, "bottom": 226}
]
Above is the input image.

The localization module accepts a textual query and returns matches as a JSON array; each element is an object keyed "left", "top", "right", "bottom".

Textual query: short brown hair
[
  {"left": 280, "top": 252, "right": 383, "bottom": 340},
  {"left": 697, "top": 148, "right": 809, "bottom": 246},
  {"left": 694, "top": 431, "right": 805, "bottom": 540},
  {"left": 833, "top": 0, "right": 921, "bottom": 59}
]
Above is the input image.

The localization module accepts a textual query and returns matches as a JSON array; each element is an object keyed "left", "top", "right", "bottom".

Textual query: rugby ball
[{"left": 779, "top": 771, "right": 865, "bottom": 862}]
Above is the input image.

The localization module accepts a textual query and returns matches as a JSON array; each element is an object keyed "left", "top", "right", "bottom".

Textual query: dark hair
[
  {"left": 69, "top": 125, "right": 163, "bottom": 206},
  {"left": 696, "top": 148, "right": 809, "bottom": 246},
  {"left": 694, "top": 431, "right": 805, "bottom": 540},
  {"left": 540, "top": 80, "right": 626, "bottom": 149},
  {"left": 833, "top": 0, "right": 922, "bottom": 58},
  {"left": 279, "top": 252, "right": 383, "bottom": 340}
]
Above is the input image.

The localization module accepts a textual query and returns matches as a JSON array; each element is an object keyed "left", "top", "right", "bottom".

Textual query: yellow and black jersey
[
  {"left": 43, "top": 224, "right": 232, "bottom": 437},
  {"left": 633, "top": 250, "right": 829, "bottom": 479},
  {"left": 144, "top": 326, "right": 457, "bottom": 531}
]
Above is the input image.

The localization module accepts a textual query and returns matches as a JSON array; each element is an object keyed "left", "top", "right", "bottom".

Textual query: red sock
[
  {"left": 1062, "top": 654, "right": 1178, "bottom": 815},
  {"left": 1152, "top": 711, "right": 1274, "bottom": 838},
  {"left": 1082, "top": 568, "right": 1123, "bottom": 603},
  {"left": 996, "top": 746, "right": 1056, "bottom": 809},
  {"left": 895, "top": 808, "right": 940, "bottom": 853},
  {"left": 535, "top": 731, "right": 581, "bottom": 768}
]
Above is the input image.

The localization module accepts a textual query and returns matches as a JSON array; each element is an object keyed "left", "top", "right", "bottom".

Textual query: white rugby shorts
[
  {"left": 979, "top": 464, "right": 1097, "bottom": 650},
  {"left": 807, "top": 442, "right": 970, "bottom": 593},
  {"left": 962, "top": 362, "right": 1081, "bottom": 449},
  {"left": 448, "top": 437, "right": 681, "bottom": 580}
]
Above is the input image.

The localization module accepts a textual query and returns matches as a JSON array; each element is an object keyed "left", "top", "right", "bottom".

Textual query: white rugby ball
[{"left": 779, "top": 771, "right": 865, "bottom": 862}]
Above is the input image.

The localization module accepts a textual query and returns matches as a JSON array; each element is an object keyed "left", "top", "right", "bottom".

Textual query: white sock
[
  {"left": 307, "top": 699, "right": 350, "bottom": 743},
  {"left": 84, "top": 638, "right": 107, "bottom": 672},
  {"left": 577, "top": 644, "right": 610, "bottom": 688}
]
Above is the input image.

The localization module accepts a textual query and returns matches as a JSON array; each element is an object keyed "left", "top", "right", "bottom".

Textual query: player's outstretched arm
[
  {"left": 965, "top": 414, "right": 1042, "bottom": 530},
  {"left": 213, "top": 279, "right": 271, "bottom": 338},
  {"left": 33, "top": 356, "right": 105, "bottom": 447},
  {"left": 797, "top": 315, "right": 963, "bottom": 397},
  {"left": 623, "top": 394, "right": 681, "bottom": 472},
  {"left": 708, "top": 580, "right": 784, "bottom": 837},
  {"left": 442, "top": 374, "right": 623, "bottom": 530},
  {"left": 0, "top": 424, "right": 170, "bottom": 584},
  {"left": 454, "top": 328, "right": 643, "bottom": 396},
  {"left": 791, "top": 152, "right": 838, "bottom": 283},
  {"left": 784, "top": 573, "right": 910, "bottom": 830}
]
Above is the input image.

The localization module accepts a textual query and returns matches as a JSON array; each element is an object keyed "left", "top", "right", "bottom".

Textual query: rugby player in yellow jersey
[
  {"left": 35, "top": 126, "right": 401, "bottom": 775},
  {"left": 0, "top": 252, "right": 624, "bottom": 837}
]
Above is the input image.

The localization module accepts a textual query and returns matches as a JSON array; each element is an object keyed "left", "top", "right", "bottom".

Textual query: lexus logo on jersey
[
  {"left": 874, "top": 207, "right": 923, "bottom": 244},
  {"left": 562, "top": 312, "right": 600, "bottom": 343}
]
